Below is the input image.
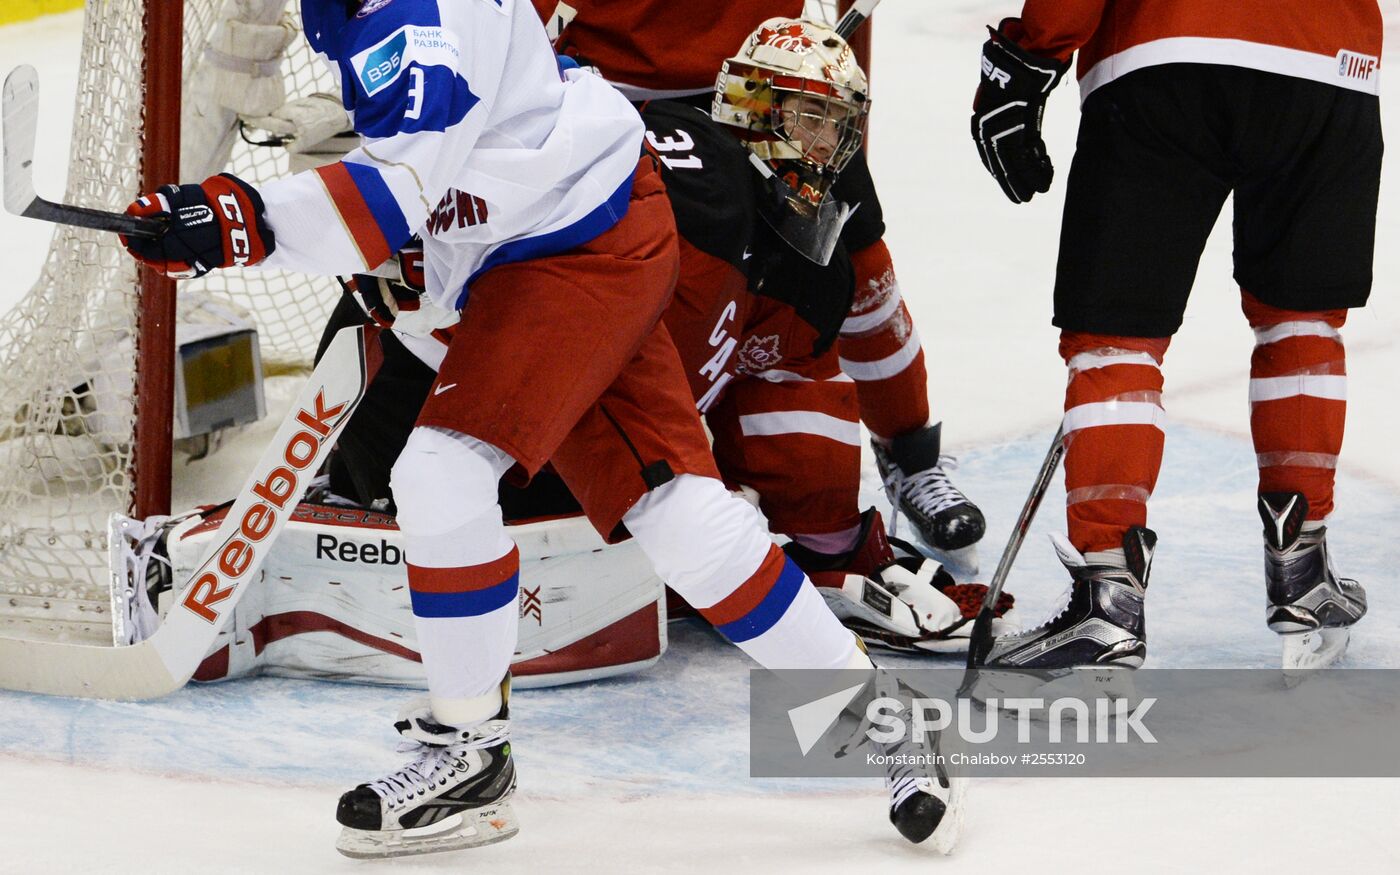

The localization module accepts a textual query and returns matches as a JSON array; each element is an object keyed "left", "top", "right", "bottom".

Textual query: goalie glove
[
  {"left": 121, "top": 174, "right": 275, "bottom": 279},
  {"left": 784, "top": 509, "right": 1017, "bottom": 653},
  {"left": 241, "top": 93, "right": 354, "bottom": 154},
  {"left": 970, "top": 19, "right": 1069, "bottom": 204}
]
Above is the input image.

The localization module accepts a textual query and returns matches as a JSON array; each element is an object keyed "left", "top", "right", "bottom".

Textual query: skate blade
[
  {"left": 926, "top": 776, "right": 967, "bottom": 855},
  {"left": 1281, "top": 628, "right": 1351, "bottom": 683},
  {"left": 922, "top": 542, "right": 979, "bottom": 581},
  {"left": 961, "top": 667, "right": 1142, "bottom": 733},
  {"left": 1074, "top": 666, "right": 1139, "bottom": 703},
  {"left": 911, "top": 616, "right": 1020, "bottom": 655},
  {"left": 335, "top": 799, "right": 520, "bottom": 859}
]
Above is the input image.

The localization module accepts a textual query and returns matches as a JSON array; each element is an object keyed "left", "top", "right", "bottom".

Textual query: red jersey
[
  {"left": 532, "top": 0, "right": 804, "bottom": 98},
  {"left": 1007, "top": 0, "right": 1383, "bottom": 100}
]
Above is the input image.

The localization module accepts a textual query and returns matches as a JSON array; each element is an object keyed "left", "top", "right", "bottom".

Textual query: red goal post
[{"left": 0, "top": 0, "right": 343, "bottom": 643}]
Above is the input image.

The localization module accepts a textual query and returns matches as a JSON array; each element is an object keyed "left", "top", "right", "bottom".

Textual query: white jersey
[{"left": 259, "top": 0, "right": 644, "bottom": 310}]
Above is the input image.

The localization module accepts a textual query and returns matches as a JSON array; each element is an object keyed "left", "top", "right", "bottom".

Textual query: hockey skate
[
  {"left": 784, "top": 508, "right": 1015, "bottom": 653},
  {"left": 837, "top": 664, "right": 965, "bottom": 853},
  {"left": 335, "top": 679, "right": 518, "bottom": 859},
  {"left": 984, "top": 527, "right": 1154, "bottom": 673},
  {"left": 872, "top": 423, "right": 986, "bottom": 577},
  {"left": 1259, "top": 493, "right": 1367, "bottom": 673}
]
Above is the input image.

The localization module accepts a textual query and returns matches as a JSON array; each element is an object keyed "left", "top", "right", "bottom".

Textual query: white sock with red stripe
[
  {"left": 623, "top": 474, "right": 858, "bottom": 670},
  {"left": 391, "top": 426, "right": 517, "bottom": 726}
]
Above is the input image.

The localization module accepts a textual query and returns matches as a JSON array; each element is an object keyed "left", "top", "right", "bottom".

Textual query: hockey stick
[
  {"left": 835, "top": 0, "right": 881, "bottom": 40},
  {"left": 3, "top": 65, "right": 164, "bottom": 239},
  {"left": 964, "top": 424, "right": 1066, "bottom": 669},
  {"left": 0, "top": 326, "right": 368, "bottom": 700}
]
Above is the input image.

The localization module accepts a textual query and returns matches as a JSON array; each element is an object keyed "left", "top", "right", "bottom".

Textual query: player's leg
[
  {"left": 334, "top": 158, "right": 683, "bottom": 858},
  {"left": 1231, "top": 72, "right": 1379, "bottom": 667},
  {"left": 548, "top": 322, "right": 958, "bottom": 842},
  {"left": 987, "top": 65, "right": 1233, "bottom": 670},
  {"left": 833, "top": 152, "right": 984, "bottom": 569},
  {"left": 703, "top": 360, "right": 1009, "bottom": 651}
]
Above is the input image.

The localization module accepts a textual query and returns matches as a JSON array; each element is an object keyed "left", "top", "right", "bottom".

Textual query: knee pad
[
  {"left": 624, "top": 474, "right": 773, "bottom": 609},
  {"left": 390, "top": 427, "right": 512, "bottom": 538}
]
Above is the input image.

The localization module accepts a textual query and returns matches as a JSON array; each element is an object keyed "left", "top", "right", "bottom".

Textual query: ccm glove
[
  {"left": 121, "top": 173, "right": 275, "bottom": 278},
  {"left": 971, "top": 20, "right": 1070, "bottom": 204}
]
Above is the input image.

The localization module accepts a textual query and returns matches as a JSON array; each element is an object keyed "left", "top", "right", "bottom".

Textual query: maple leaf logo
[
  {"left": 738, "top": 334, "right": 783, "bottom": 374},
  {"left": 756, "top": 22, "right": 813, "bottom": 53}
]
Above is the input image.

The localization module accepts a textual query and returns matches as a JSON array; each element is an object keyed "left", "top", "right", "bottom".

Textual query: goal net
[
  {"left": 0, "top": 0, "right": 339, "bottom": 643},
  {"left": 0, "top": 0, "right": 869, "bottom": 645}
]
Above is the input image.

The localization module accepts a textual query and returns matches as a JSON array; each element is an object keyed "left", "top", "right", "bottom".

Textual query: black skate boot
[
  {"left": 984, "top": 527, "right": 1155, "bottom": 671},
  {"left": 1259, "top": 492, "right": 1366, "bottom": 670},
  {"left": 336, "top": 678, "right": 518, "bottom": 859},
  {"left": 879, "top": 718, "right": 963, "bottom": 852},
  {"left": 872, "top": 423, "right": 986, "bottom": 576},
  {"left": 838, "top": 655, "right": 964, "bottom": 852}
]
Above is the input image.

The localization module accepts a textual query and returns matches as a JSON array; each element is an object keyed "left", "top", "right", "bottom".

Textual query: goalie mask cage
[{"left": 0, "top": 0, "right": 869, "bottom": 645}]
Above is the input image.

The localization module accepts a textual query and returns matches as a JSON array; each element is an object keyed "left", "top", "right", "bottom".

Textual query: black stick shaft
[
  {"left": 965, "top": 425, "right": 1066, "bottom": 668},
  {"left": 835, "top": 0, "right": 881, "bottom": 40},
  {"left": 23, "top": 197, "right": 164, "bottom": 239}
]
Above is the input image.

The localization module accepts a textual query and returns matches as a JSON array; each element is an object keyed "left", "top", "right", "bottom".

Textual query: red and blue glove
[{"left": 120, "top": 173, "right": 275, "bottom": 278}]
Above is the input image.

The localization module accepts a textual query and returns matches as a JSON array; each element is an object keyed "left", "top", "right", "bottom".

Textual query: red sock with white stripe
[
  {"left": 838, "top": 240, "right": 930, "bottom": 441},
  {"left": 1059, "top": 331, "right": 1171, "bottom": 554},
  {"left": 1242, "top": 291, "right": 1347, "bottom": 520}
]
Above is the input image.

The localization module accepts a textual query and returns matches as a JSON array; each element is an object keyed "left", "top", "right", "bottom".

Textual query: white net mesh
[{"left": 0, "top": 0, "right": 335, "bottom": 643}]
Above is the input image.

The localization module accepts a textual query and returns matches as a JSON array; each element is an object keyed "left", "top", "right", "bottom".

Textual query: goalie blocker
[{"left": 114, "top": 499, "right": 666, "bottom": 689}]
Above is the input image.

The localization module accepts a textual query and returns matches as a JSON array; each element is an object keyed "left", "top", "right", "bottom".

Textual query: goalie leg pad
[{"left": 157, "top": 504, "right": 666, "bottom": 689}]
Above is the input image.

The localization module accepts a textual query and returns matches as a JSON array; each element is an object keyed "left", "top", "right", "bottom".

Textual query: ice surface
[{"left": 1, "top": 4, "right": 1398, "bottom": 872}]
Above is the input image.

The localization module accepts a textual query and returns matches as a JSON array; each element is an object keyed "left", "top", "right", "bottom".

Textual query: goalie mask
[{"left": 712, "top": 17, "right": 870, "bottom": 265}]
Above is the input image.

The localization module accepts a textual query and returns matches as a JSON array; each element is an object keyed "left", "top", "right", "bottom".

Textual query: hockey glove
[
  {"left": 971, "top": 20, "right": 1069, "bottom": 204},
  {"left": 121, "top": 173, "right": 275, "bottom": 279}
]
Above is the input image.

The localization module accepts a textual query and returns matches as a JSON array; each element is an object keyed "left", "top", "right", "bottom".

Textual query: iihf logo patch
[{"left": 1337, "top": 50, "right": 1379, "bottom": 83}]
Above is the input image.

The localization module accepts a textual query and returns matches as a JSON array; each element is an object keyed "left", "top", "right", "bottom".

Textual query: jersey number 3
[
  {"left": 646, "top": 129, "right": 703, "bottom": 171},
  {"left": 405, "top": 67, "right": 425, "bottom": 120}
]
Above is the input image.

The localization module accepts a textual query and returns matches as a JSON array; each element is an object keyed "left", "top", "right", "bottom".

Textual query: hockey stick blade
[
  {"left": 835, "top": 0, "right": 881, "bottom": 40},
  {"left": 965, "top": 425, "right": 1066, "bottom": 669},
  {"left": 3, "top": 64, "right": 163, "bottom": 239},
  {"left": 0, "top": 326, "right": 368, "bottom": 700}
]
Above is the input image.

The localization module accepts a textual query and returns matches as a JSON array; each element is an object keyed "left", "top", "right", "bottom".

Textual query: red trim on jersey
[
  {"left": 315, "top": 162, "right": 392, "bottom": 269},
  {"left": 1010, "top": 0, "right": 1383, "bottom": 89}
]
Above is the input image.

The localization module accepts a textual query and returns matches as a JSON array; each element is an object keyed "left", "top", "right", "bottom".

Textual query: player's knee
[
  {"left": 391, "top": 427, "right": 502, "bottom": 536},
  {"left": 624, "top": 474, "right": 772, "bottom": 607}
]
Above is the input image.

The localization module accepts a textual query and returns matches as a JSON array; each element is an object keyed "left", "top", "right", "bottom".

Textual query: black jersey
[{"left": 639, "top": 100, "right": 854, "bottom": 406}]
